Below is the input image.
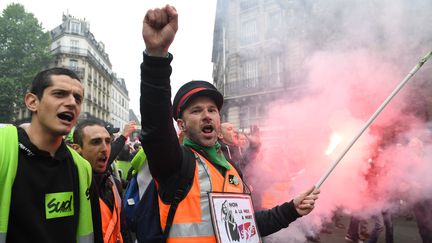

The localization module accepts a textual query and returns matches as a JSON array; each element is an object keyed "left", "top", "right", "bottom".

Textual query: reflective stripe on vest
[
  {"left": 159, "top": 150, "right": 244, "bottom": 242},
  {"left": 0, "top": 231, "right": 5, "bottom": 242},
  {"left": 0, "top": 126, "right": 94, "bottom": 243},
  {"left": 100, "top": 175, "right": 123, "bottom": 243},
  {"left": 168, "top": 154, "right": 214, "bottom": 238},
  {"left": 78, "top": 233, "right": 94, "bottom": 243}
]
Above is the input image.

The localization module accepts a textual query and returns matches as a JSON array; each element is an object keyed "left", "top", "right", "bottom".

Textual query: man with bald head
[
  {"left": 218, "top": 122, "right": 242, "bottom": 170},
  {"left": 220, "top": 123, "right": 239, "bottom": 146},
  {"left": 219, "top": 122, "right": 260, "bottom": 172}
]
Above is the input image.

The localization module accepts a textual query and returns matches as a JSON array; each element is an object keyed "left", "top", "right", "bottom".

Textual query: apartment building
[
  {"left": 212, "top": 0, "right": 309, "bottom": 132},
  {"left": 110, "top": 77, "right": 130, "bottom": 129},
  {"left": 47, "top": 13, "right": 129, "bottom": 127}
]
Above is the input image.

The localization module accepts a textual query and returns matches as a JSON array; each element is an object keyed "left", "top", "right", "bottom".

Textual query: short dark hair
[
  {"left": 31, "top": 67, "right": 81, "bottom": 99},
  {"left": 73, "top": 119, "right": 107, "bottom": 146}
]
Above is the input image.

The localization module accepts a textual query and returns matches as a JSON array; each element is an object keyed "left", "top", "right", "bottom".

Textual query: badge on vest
[
  {"left": 45, "top": 192, "right": 74, "bottom": 219},
  {"left": 208, "top": 192, "right": 262, "bottom": 243},
  {"left": 228, "top": 174, "right": 239, "bottom": 186}
]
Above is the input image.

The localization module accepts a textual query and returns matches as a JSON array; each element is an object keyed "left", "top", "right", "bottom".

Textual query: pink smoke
[{"left": 246, "top": 50, "right": 431, "bottom": 240}]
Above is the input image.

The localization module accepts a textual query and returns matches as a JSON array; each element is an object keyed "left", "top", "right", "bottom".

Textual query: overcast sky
[{"left": 0, "top": 0, "right": 217, "bottom": 117}]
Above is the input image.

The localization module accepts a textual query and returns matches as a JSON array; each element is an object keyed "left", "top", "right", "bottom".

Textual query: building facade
[
  {"left": 212, "top": 0, "right": 310, "bottom": 132},
  {"left": 110, "top": 77, "right": 130, "bottom": 129},
  {"left": 212, "top": 0, "right": 432, "bottom": 135},
  {"left": 16, "top": 14, "right": 130, "bottom": 128}
]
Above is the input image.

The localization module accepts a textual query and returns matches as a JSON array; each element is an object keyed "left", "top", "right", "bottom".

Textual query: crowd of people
[
  {"left": 0, "top": 5, "right": 318, "bottom": 243},
  {"left": 0, "top": 4, "right": 430, "bottom": 243}
]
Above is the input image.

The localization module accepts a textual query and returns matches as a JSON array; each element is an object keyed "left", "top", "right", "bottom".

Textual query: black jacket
[
  {"left": 139, "top": 53, "right": 301, "bottom": 237},
  {"left": 7, "top": 127, "right": 103, "bottom": 243},
  {"left": 108, "top": 135, "right": 127, "bottom": 165}
]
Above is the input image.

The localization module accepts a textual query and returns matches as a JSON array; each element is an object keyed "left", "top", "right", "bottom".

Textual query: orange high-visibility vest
[
  {"left": 158, "top": 150, "right": 244, "bottom": 243},
  {"left": 99, "top": 176, "right": 123, "bottom": 243}
]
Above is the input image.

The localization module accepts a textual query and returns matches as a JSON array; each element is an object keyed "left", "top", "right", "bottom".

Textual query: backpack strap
[
  {"left": 226, "top": 158, "right": 244, "bottom": 180},
  {"left": 225, "top": 158, "right": 253, "bottom": 194},
  {"left": 161, "top": 146, "right": 196, "bottom": 242}
]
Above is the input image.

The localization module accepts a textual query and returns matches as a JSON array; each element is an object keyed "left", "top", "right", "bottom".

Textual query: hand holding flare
[{"left": 293, "top": 186, "right": 320, "bottom": 216}]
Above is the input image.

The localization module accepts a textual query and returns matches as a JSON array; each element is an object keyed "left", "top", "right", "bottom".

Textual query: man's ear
[
  {"left": 24, "top": 93, "right": 38, "bottom": 113},
  {"left": 218, "top": 132, "right": 223, "bottom": 140},
  {"left": 70, "top": 143, "right": 82, "bottom": 154},
  {"left": 177, "top": 119, "right": 185, "bottom": 131}
]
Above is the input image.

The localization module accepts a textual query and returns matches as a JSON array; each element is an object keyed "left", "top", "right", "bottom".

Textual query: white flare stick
[{"left": 316, "top": 51, "right": 432, "bottom": 189}]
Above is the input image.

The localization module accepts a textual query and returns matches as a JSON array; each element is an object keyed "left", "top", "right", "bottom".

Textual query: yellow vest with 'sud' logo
[{"left": 0, "top": 125, "right": 94, "bottom": 243}]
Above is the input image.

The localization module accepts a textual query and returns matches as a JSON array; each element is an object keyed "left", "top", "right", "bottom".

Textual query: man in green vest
[{"left": 0, "top": 68, "right": 102, "bottom": 243}]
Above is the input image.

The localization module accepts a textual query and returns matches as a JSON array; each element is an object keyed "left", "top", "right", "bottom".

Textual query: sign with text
[{"left": 208, "top": 192, "right": 261, "bottom": 243}]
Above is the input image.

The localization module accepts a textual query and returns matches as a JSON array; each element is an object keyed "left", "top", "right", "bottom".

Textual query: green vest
[
  {"left": 0, "top": 125, "right": 94, "bottom": 243},
  {"left": 113, "top": 160, "right": 132, "bottom": 181},
  {"left": 130, "top": 148, "right": 147, "bottom": 175}
]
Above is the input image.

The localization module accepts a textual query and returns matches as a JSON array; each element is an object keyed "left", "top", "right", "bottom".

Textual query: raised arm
[{"left": 139, "top": 5, "right": 182, "bottom": 183}]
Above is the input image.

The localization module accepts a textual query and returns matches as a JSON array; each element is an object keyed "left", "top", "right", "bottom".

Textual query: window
[
  {"left": 69, "top": 59, "right": 78, "bottom": 71},
  {"left": 266, "top": 54, "right": 282, "bottom": 87},
  {"left": 240, "top": 105, "right": 262, "bottom": 129},
  {"left": 227, "top": 106, "right": 240, "bottom": 126},
  {"left": 241, "top": 59, "right": 258, "bottom": 88},
  {"left": 70, "top": 21, "right": 81, "bottom": 34},
  {"left": 70, "top": 39, "right": 79, "bottom": 53},
  {"left": 240, "top": 19, "right": 258, "bottom": 45},
  {"left": 227, "top": 59, "right": 237, "bottom": 83},
  {"left": 239, "top": 106, "right": 249, "bottom": 129}
]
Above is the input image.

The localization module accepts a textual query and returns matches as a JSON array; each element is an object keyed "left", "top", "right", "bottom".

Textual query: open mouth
[
  {"left": 202, "top": 124, "right": 214, "bottom": 134},
  {"left": 98, "top": 155, "right": 107, "bottom": 164},
  {"left": 57, "top": 112, "right": 74, "bottom": 122}
]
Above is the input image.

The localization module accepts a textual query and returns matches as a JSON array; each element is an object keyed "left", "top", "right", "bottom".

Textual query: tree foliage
[{"left": 0, "top": 3, "right": 53, "bottom": 123}]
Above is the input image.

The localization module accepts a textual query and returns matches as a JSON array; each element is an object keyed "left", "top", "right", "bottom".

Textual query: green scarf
[{"left": 183, "top": 137, "right": 231, "bottom": 170}]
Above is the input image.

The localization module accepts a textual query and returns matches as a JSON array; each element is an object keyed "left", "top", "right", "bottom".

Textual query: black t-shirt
[{"left": 6, "top": 127, "right": 79, "bottom": 243}]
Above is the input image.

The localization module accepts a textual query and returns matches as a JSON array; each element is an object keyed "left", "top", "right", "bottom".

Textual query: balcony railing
[
  {"left": 61, "top": 65, "right": 85, "bottom": 80},
  {"left": 51, "top": 46, "right": 87, "bottom": 57},
  {"left": 86, "top": 50, "right": 115, "bottom": 81},
  {"left": 224, "top": 73, "right": 285, "bottom": 96}
]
